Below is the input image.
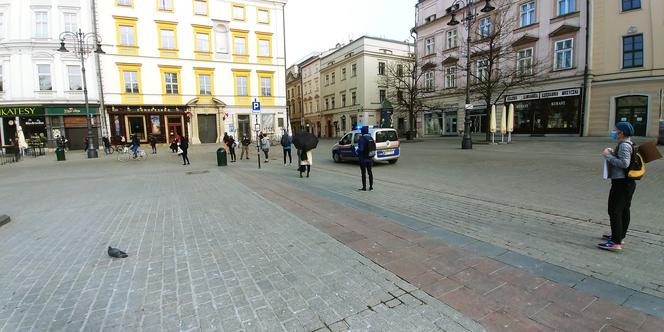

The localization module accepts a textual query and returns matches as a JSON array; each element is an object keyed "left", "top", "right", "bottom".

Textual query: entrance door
[
  {"left": 237, "top": 115, "right": 250, "bottom": 139},
  {"left": 327, "top": 121, "right": 332, "bottom": 138},
  {"left": 532, "top": 108, "right": 547, "bottom": 136},
  {"left": 469, "top": 114, "right": 486, "bottom": 133},
  {"left": 443, "top": 112, "right": 457, "bottom": 136},
  {"left": 197, "top": 114, "right": 217, "bottom": 143},
  {"left": 616, "top": 96, "right": 648, "bottom": 136},
  {"left": 66, "top": 127, "right": 88, "bottom": 150}
]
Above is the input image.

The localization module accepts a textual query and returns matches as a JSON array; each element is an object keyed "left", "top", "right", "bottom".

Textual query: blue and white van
[{"left": 331, "top": 127, "right": 400, "bottom": 164}]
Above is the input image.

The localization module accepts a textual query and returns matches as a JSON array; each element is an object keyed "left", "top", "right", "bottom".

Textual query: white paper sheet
[{"left": 603, "top": 160, "right": 609, "bottom": 179}]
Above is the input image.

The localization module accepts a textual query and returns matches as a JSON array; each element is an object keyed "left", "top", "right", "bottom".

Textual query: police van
[{"left": 331, "top": 127, "right": 400, "bottom": 164}]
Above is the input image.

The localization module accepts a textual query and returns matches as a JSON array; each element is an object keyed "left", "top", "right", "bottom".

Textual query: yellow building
[{"left": 587, "top": 0, "right": 663, "bottom": 137}]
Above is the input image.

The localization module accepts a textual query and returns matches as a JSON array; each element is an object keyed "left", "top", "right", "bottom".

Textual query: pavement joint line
[{"left": 280, "top": 175, "right": 664, "bottom": 319}]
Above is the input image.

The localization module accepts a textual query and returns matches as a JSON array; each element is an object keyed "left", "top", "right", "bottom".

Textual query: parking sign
[{"left": 252, "top": 102, "right": 261, "bottom": 113}]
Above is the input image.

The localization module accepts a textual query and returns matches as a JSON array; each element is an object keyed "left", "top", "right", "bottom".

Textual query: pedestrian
[
  {"left": 598, "top": 122, "right": 637, "bottom": 251},
  {"left": 170, "top": 136, "right": 178, "bottom": 153},
  {"left": 180, "top": 135, "right": 190, "bottom": 165},
  {"left": 281, "top": 131, "right": 292, "bottom": 166},
  {"left": 83, "top": 136, "right": 89, "bottom": 152},
  {"left": 298, "top": 149, "right": 312, "bottom": 178},
  {"left": 240, "top": 135, "right": 251, "bottom": 160},
  {"left": 149, "top": 135, "right": 157, "bottom": 154},
  {"left": 260, "top": 134, "right": 270, "bottom": 163},
  {"left": 356, "top": 126, "right": 374, "bottom": 191},
  {"left": 102, "top": 136, "right": 112, "bottom": 155},
  {"left": 228, "top": 135, "right": 237, "bottom": 162},
  {"left": 130, "top": 134, "right": 140, "bottom": 158}
]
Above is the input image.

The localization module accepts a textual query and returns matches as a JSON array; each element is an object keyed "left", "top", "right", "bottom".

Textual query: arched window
[{"left": 214, "top": 25, "right": 229, "bottom": 54}]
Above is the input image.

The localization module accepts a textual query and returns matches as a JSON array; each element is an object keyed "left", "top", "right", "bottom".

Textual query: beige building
[
  {"left": 300, "top": 52, "right": 323, "bottom": 135},
  {"left": 586, "top": 0, "right": 663, "bottom": 137},
  {"left": 319, "top": 36, "right": 412, "bottom": 138},
  {"left": 285, "top": 64, "right": 302, "bottom": 133},
  {"left": 414, "top": 0, "right": 589, "bottom": 137}
]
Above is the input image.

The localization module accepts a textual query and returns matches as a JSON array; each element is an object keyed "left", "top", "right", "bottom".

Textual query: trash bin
[
  {"left": 216, "top": 148, "right": 227, "bottom": 166},
  {"left": 55, "top": 147, "right": 66, "bottom": 161}
]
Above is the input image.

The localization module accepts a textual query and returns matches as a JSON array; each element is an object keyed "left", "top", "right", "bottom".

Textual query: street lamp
[
  {"left": 57, "top": 29, "right": 105, "bottom": 158},
  {"left": 446, "top": 0, "right": 494, "bottom": 149}
]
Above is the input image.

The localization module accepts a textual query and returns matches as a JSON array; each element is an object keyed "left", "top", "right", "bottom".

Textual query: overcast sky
[{"left": 284, "top": 0, "right": 417, "bottom": 66}]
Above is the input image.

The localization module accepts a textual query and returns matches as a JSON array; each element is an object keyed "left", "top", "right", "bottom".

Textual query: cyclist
[{"left": 130, "top": 134, "right": 140, "bottom": 158}]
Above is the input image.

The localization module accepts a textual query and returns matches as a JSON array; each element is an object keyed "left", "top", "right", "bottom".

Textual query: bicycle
[{"left": 117, "top": 146, "right": 147, "bottom": 162}]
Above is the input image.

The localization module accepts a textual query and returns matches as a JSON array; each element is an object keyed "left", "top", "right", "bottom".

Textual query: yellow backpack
[{"left": 623, "top": 142, "right": 645, "bottom": 180}]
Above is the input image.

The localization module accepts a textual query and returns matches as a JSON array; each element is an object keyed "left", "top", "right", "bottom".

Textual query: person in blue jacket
[{"left": 356, "top": 126, "right": 374, "bottom": 191}]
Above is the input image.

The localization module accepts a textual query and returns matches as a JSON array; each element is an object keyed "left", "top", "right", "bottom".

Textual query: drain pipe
[{"left": 580, "top": 0, "right": 591, "bottom": 137}]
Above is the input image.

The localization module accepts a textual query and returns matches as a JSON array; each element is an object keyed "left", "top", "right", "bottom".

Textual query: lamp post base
[
  {"left": 461, "top": 120, "right": 473, "bottom": 150},
  {"left": 87, "top": 148, "right": 99, "bottom": 159}
]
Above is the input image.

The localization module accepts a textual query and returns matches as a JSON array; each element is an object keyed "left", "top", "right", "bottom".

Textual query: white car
[{"left": 331, "top": 127, "right": 400, "bottom": 164}]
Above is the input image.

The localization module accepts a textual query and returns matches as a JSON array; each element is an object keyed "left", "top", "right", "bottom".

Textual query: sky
[{"left": 284, "top": 0, "right": 417, "bottom": 66}]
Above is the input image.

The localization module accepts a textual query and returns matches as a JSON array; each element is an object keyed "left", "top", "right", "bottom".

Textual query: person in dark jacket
[
  {"left": 599, "top": 122, "right": 637, "bottom": 251},
  {"left": 240, "top": 135, "right": 251, "bottom": 160},
  {"left": 130, "top": 134, "right": 139, "bottom": 158},
  {"left": 102, "top": 136, "right": 112, "bottom": 155},
  {"left": 149, "top": 135, "right": 157, "bottom": 154},
  {"left": 281, "top": 131, "right": 292, "bottom": 166},
  {"left": 356, "top": 126, "right": 374, "bottom": 191},
  {"left": 180, "top": 135, "right": 190, "bottom": 165},
  {"left": 227, "top": 135, "right": 237, "bottom": 162}
]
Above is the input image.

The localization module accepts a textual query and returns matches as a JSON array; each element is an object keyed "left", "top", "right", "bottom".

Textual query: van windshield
[{"left": 375, "top": 130, "right": 398, "bottom": 143}]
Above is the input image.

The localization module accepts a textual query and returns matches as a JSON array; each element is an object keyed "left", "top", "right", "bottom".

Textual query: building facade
[
  {"left": 0, "top": 0, "right": 101, "bottom": 150},
  {"left": 98, "top": 0, "right": 287, "bottom": 146},
  {"left": 319, "top": 37, "right": 412, "bottom": 138},
  {"left": 300, "top": 52, "right": 323, "bottom": 136},
  {"left": 586, "top": 0, "right": 663, "bottom": 137},
  {"left": 414, "top": 0, "right": 588, "bottom": 137},
  {"left": 285, "top": 64, "right": 301, "bottom": 133}
]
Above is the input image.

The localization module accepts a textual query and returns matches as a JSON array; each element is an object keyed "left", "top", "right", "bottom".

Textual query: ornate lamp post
[
  {"left": 446, "top": 0, "right": 495, "bottom": 149},
  {"left": 57, "top": 29, "right": 105, "bottom": 158}
]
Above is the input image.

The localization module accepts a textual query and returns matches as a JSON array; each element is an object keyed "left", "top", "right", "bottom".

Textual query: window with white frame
[
  {"left": 63, "top": 12, "right": 78, "bottom": 33},
  {"left": 34, "top": 11, "right": 49, "bottom": 38},
  {"left": 445, "top": 67, "right": 456, "bottom": 88},
  {"left": 164, "top": 72, "right": 178, "bottom": 94},
  {"left": 342, "top": 68, "right": 346, "bottom": 80},
  {"left": 257, "top": 9, "right": 270, "bottom": 23},
  {"left": 325, "top": 98, "right": 329, "bottom": 110},
  {"left": 199, "top": 74, "right": 211, "bottom": 95},
  {"left": 379, "top": 90, "right": 386, "bottom": 103},
  {"left": 554, "top": 38, "right": 573, "bottom": 70},
  {"left": 557, "top": 0, "right": 575, "bottom": 16},
  {"left": 233, "top": 36, "right": 246, "bottom": 55},
  {"left": 258, "top": 39, "right": 270, "bottom": 57},
  {"left": 196, "top": 33, "right": 210, "bottom": 52},
  {"left": 517, "top": 48, "right": 533, "bottom": 75},
  {"left": 123, "top": 71, "right": 139, "bottom": 93},
  {"left": 331, "top": 97, "right": 335, "bottom": 109},
  {"left": 0, "top": 13, "right": 4, "bottom": 40},
  {"left": 479, "top": 17, "right": 492, "bottom": 38},
  {"left": 425, "top": 37, "right": 435, "bottom": 55},
  {"left": 476, "top": 59, "right": 489, "bottom": 81},
  {"left": 117, "top": 0, "right": 131, "bottom": 6},
  {"left": 325, "top": 74, "right": 329, "bottom": 86},
  {"left": 424, "top": 71, "right": 434, "bottom": 91},
  {"left": 194, "top": 0, "right": 208, "bottom": 15},
  {"left": 519, "top": 1, "right": 536, "bottom": 27},
  {"left": 158, "top": 0, "right": 173, "bottom": 11},
  {"left": 378, "top": 62, "right": 386, "bottom": 75},
  {"left": 160, "top": 29, "right": 176, "bottom": 49},
  {"left": 120, "top": 25, "right": 135, "bottom": 46},
  {"left": 351, "top": 64, "right": 357, "bottom": 77},
  {"left": 331, "top": 72, "right": 335, "bottom": 84},
  {"left": 37, "top": 64, "right": 52, "bottom": 91},
  {"left": 232, "top": 5, "right": 245, "bottom": 20},
  {"left": 446, "top": 29, "right": 457, "bottom": 49},
  {"left": 341, "top": 93, "right": 346, "bottom": 107},
  {"left": 351, "top": 91, "right": 357, "bottom": 105},
  {"left": 214, "top": 25, "right": 229, "bottom": 53},
  {"left": 261, "top": 77, "right": 272, "bottom": 96},
  {"left": 236, "top": 75, "right": 248, "bottom": 96},
  {"left": 67, "top": 65, "right": 82, "bottom": 90}
]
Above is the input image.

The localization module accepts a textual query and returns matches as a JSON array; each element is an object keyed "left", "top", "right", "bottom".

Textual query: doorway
[
  {"left": 237, "top": 115, "right": 250, "bottom": 139},
  {"left": 616, "top": 96, "right": 648, "bottom": 136},
  {"left": 167, "top": 116, "right": 183, "bottom": 143},
  {"left": 469, "top": 113, "right": 486, "bottom": 133},
  {"left": 443, "top": 112, "right": 457, "bottom": 136},
  {"left": 197, "top": 114, "right": 218, "bottom": 143}
]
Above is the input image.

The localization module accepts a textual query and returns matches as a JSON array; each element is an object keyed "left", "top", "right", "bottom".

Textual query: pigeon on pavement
[{"left": 107, "top": 246, "right": 128, "bottom": 258}]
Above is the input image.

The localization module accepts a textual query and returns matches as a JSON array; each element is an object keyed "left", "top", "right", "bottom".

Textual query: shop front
[
  {"left": 46, "top": 107, "right": 100, "bottom": 150},
  {"left": 506, "top": 88, "right": 582, "bottom": 136},
  {"left": 1, "top": 106, "right": 47, "bottom": 149},
  {"left": 107, "top": 106, "right": 188, "bottom": 145},
  {"left": 423, "top": 111, "right": 442, "bottom": 136}
]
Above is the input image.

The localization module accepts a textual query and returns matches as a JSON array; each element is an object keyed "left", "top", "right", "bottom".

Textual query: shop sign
[
  {"left": 24, "top": 118, "right": 45, "bottom": 126},
  {"left": 541, "top": 88, "right": 581, "bottom": 99},
  {"left": 0, "top": 106, "right": 45, "bottom": 117},
  {"left": 506, "top": 93, "right": 540, "bottom": 102},
  {"left": 109, "top": 106, "right": 184, "bottom": 113},
  {"left": 47, "top": 107, "right": 99, "bottom": 115}
]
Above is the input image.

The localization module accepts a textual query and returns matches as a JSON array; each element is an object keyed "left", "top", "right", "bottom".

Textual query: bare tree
[
  {"left": 380, "top": 58, "right": 440, "bottom": 138},
  {"left": 458, "top": 0, "right": 549, "bottom": 140}
]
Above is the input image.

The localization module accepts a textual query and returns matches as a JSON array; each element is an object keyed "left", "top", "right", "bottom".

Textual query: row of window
[
  {"left": 115, "top": 18, "right": 273, "bottom": 63},
  {"left": 0, "top": 64, "right": 83, "bottom": 93},
  {"left": 324, "top": 64, "right": 358, "bottom": 86},
  {"left": 324, "top": 91, "right": 359, "bottom": 111},
  {"left": 0, "top": 10, "right": 81, "bottom": 40},
  {"left": 116, "top": 0, "right": 270, "bottom": 24}
]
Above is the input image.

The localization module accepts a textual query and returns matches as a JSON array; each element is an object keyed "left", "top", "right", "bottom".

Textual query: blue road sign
[{"left": 252, "top": 102, "right": 261, "bottom": 112}]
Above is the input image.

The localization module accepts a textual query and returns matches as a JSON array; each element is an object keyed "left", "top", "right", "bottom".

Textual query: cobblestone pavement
[{"left": 0, "top": 151, "right": 483, "bottom": 332}]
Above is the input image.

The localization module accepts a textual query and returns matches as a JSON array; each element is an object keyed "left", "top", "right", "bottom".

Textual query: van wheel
[
  {"left": 388, "top": 159, "right": 398, "bottom": 164},
  {"left": 333, "top": 153, "right": 342, "bottom": 163}
]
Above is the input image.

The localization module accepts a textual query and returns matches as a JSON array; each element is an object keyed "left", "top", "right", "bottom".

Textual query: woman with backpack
[{"left": 599, "top": 122, "right": 637, "bottom": 251}]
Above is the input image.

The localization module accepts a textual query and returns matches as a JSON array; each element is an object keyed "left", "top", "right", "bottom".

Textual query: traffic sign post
[{"left": 255, "top": 113, "right": 261, "bottom": 169}]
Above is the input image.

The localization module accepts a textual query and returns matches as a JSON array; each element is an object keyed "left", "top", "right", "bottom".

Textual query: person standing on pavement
[
  {"left": 149, "top": 135, "right": 157, "bottom": 154},
  {"left": 281, "top": 131, "right": 292, "bottom": 166},
  {"left": 260, "top": 134, "right": 270, "bottom": 163},
  {"left": 130, "top": 134, "right": 140, "bottom": 158},
  {"left": 299, "top": 149, "right": 312, "bottom": 178},
  {"left": 102, "top": 136, "right": 112, "bottom": 155},
  {"left": 240, "top": 135, "right": 251, "bottom": 160},
  {"left": 227, "top": 135, "right": 237, "bottom": 162},
  {"left": 598, "top": 122, "right": 637, "bottom": 251},
  {"left": 180, "top": 135, "right": 190, "bottom": 165},
  {"left": 356, "top": 126, "right": 374, "bottom": 191}
]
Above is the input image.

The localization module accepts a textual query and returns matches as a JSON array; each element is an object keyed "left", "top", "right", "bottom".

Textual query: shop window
[
  {"left": 622, "top": 34, "right": 643, "bottom": 68},
  {"left": 127, "top": 115, "right": 146, "bottom": 141},
  {"left": 622, "top": 0, "right": 641, "bottom": 12},
  {"left": 616, "top": 95, "right": 648, "bottom": 136}
]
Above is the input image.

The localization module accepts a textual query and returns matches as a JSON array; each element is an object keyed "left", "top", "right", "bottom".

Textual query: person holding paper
[{"left": 598, "top": 122, "right": 636, "bottom": 251}]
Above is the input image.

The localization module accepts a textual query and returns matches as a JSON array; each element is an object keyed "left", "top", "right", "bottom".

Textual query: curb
[{"left": 0, "top": 215, "right": 10, "bottom": 228}]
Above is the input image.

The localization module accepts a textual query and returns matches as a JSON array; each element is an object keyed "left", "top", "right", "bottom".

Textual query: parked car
[{"left": 331, "top": 127, "right": 400, "bottom": 164}]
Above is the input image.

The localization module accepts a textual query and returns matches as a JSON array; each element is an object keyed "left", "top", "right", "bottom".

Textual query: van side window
[
  {"left": 376, "top": 130, "right": 398, "bottom": 143},
  {"left": 353, "top": 134, "right": 361, "bottom": 144},
  {"left": 340, "top": 134, "right": 351, "bottom": 145}
]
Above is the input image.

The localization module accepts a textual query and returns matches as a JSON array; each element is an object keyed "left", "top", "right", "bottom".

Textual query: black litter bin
[
  {"left": 55, "top": 147, "right": 66, "bottom": 161},
  {"left": 217, "top": 148, "right": 227, "bottom": 166}
]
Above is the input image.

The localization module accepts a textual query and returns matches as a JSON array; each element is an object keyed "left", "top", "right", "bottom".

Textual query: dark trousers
[
  {"left": 300, "top": 165, "right": 310, "bottom": 176},
  {"left": 360, "top": 161, "right": 373, "bottom": 189},
  {"left": 229, "top": 147, "right": 236, "bottom": 161},
  {"left": 263, "top": 149, "right": 269, "bottom": 160},
  {"left": 608, "top": 179, "right": 636, "bottom": 243},
  {"left": 181, "top": 148, "right": 190, "bottom": 164},
  {"left": 151, "top": 143, "right": 157, "bottom": 154},
  {"left": 283, "top": 148, "right": 292, "bottom": 164}
]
